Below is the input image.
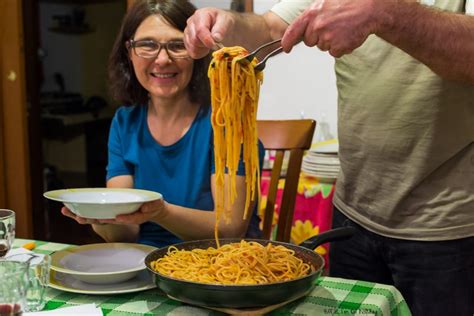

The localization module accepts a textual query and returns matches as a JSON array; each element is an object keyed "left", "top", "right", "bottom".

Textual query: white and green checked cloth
[{"left": 14, "top": 239, "right": 411, "bottom": 316}]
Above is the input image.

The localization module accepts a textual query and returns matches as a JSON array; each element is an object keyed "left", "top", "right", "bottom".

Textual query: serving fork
[{"left": 237, "top": 38, "right": 283, "bottom": 72}]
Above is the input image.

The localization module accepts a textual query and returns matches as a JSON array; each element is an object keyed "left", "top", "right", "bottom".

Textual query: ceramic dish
[
  {"left": 311, "top": 142, "right": 339, "bottom": 154},
  {"left": 49, "top": 270, "right": 156, "bottom": 295},
  {"left": 51, "top": 243, "right": 156, "bottom": 284},
  {"left": 43, "top": 188, "right": 162, "bottom": 219}
]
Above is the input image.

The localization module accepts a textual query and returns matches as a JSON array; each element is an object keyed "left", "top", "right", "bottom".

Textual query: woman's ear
[{"left": 125, "top": 41, "right": 132, "bottom": 60}]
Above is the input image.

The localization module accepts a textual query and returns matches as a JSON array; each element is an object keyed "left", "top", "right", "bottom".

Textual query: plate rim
[
  {"left": 48, "top": 270, "right": 156, "bottom": 295},
  {"left": 310, "top": 142, "right": 339, "bottom": 154},
  {"left": 50, "top": 243, "right": 157, "bottom": 276},
  {"left": 43, "top": 188, "right": 162, "bottom": 205}
]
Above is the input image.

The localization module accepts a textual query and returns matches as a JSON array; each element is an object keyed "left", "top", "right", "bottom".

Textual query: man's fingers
[{"left": 281, "top": 14, "right": 310, "bottom": 53}]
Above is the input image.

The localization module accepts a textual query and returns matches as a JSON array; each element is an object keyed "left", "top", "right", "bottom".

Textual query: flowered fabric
[{"left": 260, "top": 173, "right": 335, "bottom": 266}]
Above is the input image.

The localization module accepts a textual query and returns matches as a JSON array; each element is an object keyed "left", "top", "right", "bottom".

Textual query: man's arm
[
  {"left": 184, "top": 8, "right": 288, "bottom": 59},
  {"left": 378, "top": 1, "right": 474, "bottom": 83},
  {"left": 282, "top": 0, "right": 474, "bottom": 84}
]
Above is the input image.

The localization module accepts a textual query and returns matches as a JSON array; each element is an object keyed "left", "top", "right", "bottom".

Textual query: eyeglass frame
[{"left": 126, "top": 39, "right": 190, "bottom": 59}]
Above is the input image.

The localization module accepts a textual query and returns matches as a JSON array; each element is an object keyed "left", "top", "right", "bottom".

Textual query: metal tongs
[{"left": 237, "top": 39, "right": 283, "bottom": 72}]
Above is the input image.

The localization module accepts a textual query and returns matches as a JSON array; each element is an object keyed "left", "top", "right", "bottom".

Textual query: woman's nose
[{"left": 154, "top": 47, "right": 171, "bottom": 65}]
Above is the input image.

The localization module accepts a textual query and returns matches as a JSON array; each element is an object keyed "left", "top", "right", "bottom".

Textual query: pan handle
[{"left": 299, "top": 227, "right": 356, "bottom": 250}]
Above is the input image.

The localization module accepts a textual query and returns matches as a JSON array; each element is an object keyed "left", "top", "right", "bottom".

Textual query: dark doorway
[{"left": 23, "top": 0, "right": 127, "bottom": 244}]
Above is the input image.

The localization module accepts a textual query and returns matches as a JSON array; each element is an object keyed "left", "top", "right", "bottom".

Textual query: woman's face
[{"left": 129, "top": 15, "right": 194, "bottom": 101}]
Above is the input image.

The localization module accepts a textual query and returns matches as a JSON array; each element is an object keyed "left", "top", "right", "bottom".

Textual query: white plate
[
  {"left": 43, "top": 188, "right": 162, "bottom": 219},
  {"left": 304, "top": 155, "right": 340, "bottom": 166},
  {"left": 311, "top": 142, "right": 339, "bottom": 154},
  {"left": 302, "top": 162, "right": 340, "bottom": 172},
  {"left": 49, "top": 270, "right": 156, "bottom": 295},
  {"left": 51, "top": 243, "right": 156, "bottom": 284}
]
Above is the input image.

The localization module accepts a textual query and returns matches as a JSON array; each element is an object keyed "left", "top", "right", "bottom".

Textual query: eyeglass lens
[{"left": 133, "top": 40, "right": 188, "bottom": 58}]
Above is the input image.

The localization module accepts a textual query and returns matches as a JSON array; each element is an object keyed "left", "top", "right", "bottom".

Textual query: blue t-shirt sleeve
[{"left": 106, "top": 109, "right": 133, "bottom": 180}]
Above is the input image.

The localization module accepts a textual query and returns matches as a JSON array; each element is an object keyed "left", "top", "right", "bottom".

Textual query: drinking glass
[
  {"left": 0, "top": 261, "right": 28, "bottom": 316},
  {"left": 6, "top": 254, "right": 51, "bottom": 312},
  {"left": 0, "top": 209, "right": 15, "bottom": 258}
]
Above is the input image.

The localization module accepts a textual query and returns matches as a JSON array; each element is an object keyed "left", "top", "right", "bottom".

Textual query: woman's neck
[
  {"left": 148, "top": 92, "right": 196, "bottom": 122},
  {"left": 147, "top": 92, "right": 200, "bottom": 146}
]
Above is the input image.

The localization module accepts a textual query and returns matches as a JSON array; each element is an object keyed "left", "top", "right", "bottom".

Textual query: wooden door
[{"left": 0, "top": 0, "right": 33, "bottom": 238}]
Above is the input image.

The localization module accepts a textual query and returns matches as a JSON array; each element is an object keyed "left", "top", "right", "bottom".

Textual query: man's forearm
[
  {"left": 378, "top": 1, "right": 474, "bottom": 83},
  {"left": 221, "top": 12, "right": 273, "bottom": 49},
  {"left": 222, "top": 12, "right": 287, "bottom": 50}
]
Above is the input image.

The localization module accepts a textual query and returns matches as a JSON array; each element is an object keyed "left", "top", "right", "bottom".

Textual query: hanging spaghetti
[{"left": 208, "top": 46, "right": 263, "bottom": 245}]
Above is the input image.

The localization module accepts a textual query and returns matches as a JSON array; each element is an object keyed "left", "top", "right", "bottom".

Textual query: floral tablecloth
[{"left": 260, "top": 172, "right": 335, "bottom": 265}]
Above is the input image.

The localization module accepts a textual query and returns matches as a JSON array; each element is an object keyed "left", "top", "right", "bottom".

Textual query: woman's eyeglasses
[{"left": 127, "top": 39, "right": 189, "bottom": 59}]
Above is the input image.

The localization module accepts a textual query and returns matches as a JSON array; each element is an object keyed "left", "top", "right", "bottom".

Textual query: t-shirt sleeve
[
  {"left": 106, "top": 110, "right": 133, "bottom": 180},
  {"left": 270, "top": 0, "right": 313, "bottom": 24}
]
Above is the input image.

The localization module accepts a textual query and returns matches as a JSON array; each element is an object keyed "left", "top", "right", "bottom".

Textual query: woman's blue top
[{"left": 106, "top": 104, "right": 264, "bottom": 247}]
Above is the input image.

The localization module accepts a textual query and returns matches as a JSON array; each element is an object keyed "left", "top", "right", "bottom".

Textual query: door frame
[{"left": 0, "top": 0, "right": 33, "bottom": 238}]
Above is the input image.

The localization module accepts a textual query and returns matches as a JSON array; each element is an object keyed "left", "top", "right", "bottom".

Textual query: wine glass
[{"left": 0, "top": 209, "right": 15, "bottom": 258}]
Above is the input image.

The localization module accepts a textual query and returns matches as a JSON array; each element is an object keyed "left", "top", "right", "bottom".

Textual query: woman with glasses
[{"left": 61, "top": 0, "right": 264, "bottom": 247}]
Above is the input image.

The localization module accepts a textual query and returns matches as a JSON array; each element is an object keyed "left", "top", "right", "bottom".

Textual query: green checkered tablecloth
[{"left": 13, "top": 239, "right": 411, "bottom": 316}]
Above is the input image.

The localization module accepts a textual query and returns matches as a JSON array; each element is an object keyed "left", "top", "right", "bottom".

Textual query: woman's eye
[
  {"left": 137, "top": 42, "right": 158, "bottom": 50},
  {"left": 168, "top": 42, "right": 186, "bottom": 51}
]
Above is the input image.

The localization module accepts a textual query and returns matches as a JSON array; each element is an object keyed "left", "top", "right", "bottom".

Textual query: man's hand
[
  {"left": 281, "top": 0, "right": 390, "bottom": 57},
  {"left": 184, "top": 8, "right": 235, "bottom": 59}
]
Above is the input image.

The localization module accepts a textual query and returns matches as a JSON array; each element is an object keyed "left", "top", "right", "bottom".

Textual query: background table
[{"left": 13, "top": 239, "right": 411, "bottom": 316}]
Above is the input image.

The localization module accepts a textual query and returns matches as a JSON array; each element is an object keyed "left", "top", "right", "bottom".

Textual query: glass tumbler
[
  {"left": 0, "top": 210, "right": 15, "bottom": 258},
  {"left": 0, "top": 261, "right": 28, "bottom": 316},
  {"left": 6, "top": 253, "right": 51, "bottom": 312}
]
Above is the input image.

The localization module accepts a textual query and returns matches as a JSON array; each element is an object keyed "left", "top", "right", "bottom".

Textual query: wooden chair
[{"left": 257, "top": 119, "right": 316, "bottom": 242}]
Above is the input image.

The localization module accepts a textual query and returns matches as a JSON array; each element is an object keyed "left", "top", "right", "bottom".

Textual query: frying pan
[{"left": 145, "top": 226, "right": 356, "bottom": 308}]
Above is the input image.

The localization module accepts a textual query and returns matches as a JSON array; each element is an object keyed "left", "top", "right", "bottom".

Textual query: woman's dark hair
[{"left": 108, "top": 0, "right": 210, "bottom": 106}]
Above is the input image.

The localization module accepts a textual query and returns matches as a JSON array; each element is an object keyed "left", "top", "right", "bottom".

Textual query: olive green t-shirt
[{"left": 272, "top": 0, "right": 474, "bottom": 240}]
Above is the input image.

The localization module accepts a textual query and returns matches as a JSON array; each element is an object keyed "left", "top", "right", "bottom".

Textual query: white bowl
[
  {"left": 43, "top": 188, "right": 162, "bottom": 219},
  {"left": 50, "top": 243, "right": 156, "bottom": 284}
]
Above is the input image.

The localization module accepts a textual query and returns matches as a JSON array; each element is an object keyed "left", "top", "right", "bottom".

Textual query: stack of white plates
[
  {"left": 302, "top": 142, "right": 340, "bottom": 182},
  {"left": 49, "top": 243, "right": 156, "bottom": 294}
]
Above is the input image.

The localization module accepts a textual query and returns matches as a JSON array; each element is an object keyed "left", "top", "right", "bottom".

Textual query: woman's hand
[
  {"left": 61, "top": 198, "right": 166, "bottom": 226},
  {"left": 61, "top": 207, "right": 109, "bottom": 225},
  {"left": 113, "top": 199, "right": 167, "bottom": 225}
]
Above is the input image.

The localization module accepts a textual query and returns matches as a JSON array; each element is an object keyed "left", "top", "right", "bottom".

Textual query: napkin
[
  {"left": 24, "top": 304, "right": 103, "bottom": 316},
  {"left": 4, "top": 247, "right": 45, "bottom": 265},
  {"left": 6, "top": 246, "right": 33, "bottom": 257}
]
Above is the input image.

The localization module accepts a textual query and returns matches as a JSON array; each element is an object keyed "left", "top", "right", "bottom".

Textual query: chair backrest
[{"left": 257, "top": 119, "right": 316, "bottom": 242}]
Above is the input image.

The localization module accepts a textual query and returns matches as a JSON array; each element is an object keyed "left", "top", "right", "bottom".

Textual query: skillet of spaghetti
[{"left": 144, "top": 228, "right": 355, "bottom": 308}]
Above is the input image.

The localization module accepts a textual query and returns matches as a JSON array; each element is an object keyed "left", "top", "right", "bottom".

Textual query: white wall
[
  {"left": 192, "top": 0, "right": 338, "bottom": 140},
  {"left": 253, "top": 0, "right": 338, "bottom": 140},
  {"left": 257, "top": 44, "right": 338, "bottom": 140}
]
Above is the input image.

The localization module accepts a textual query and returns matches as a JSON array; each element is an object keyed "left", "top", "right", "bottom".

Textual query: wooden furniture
[
  {"left": 0, "top": 0, "right": 34, "bottom": 237},
  {"left": 257, "top": 119, "right": 316, "bottom": 242}
]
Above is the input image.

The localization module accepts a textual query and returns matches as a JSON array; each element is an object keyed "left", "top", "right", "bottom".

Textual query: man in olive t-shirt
[{"left": 184, "top": 1, "right": 474, "bottom": 315}]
